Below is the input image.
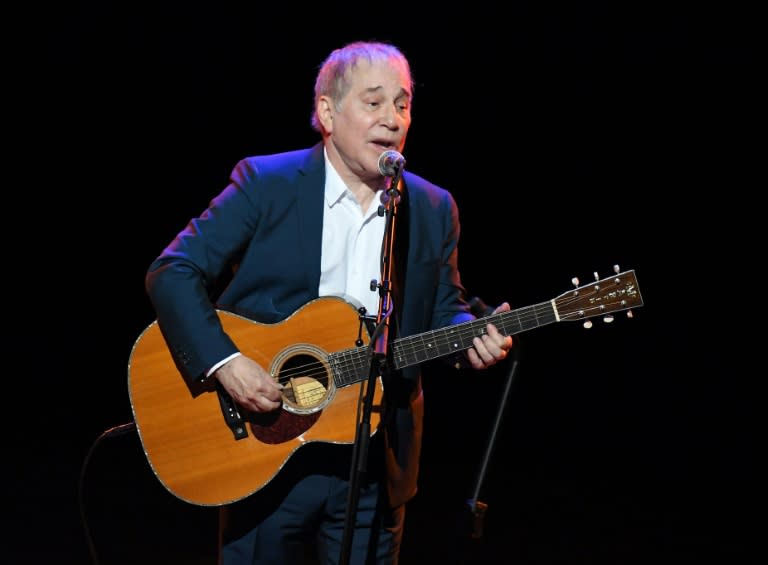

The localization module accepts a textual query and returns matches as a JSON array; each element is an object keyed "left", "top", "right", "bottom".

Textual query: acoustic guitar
[{"left": 128, "top": 268, "right": 643, "bottom": 506}]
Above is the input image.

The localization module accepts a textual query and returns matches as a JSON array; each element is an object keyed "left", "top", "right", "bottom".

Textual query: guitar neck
[
  {"left": 328, "top": 301, "right": 555, "bottom": 388},
  {"left": 391, "top": 300, "right": 555, "bottom": 370},
  {"left": 330, "top": 268, "right": 642, "bottom": 387}
]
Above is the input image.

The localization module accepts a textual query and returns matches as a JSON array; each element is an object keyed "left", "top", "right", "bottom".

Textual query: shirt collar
[{"left": 323, "top": 147, "right": 348, "bottom": 207}]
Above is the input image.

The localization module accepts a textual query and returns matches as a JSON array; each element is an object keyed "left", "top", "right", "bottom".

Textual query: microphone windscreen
[{"left": 378, "top": 150, "right": 405, "bottom": 176}]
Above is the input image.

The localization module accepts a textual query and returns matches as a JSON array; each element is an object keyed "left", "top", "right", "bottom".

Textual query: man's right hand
[{"left": 213, "top": 355, "right": 283, "bottom": 413}]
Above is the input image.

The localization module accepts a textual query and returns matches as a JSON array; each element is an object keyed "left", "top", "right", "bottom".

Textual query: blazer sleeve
[{"left": 145, "top": 158, "right": 263, "bottom": 382}]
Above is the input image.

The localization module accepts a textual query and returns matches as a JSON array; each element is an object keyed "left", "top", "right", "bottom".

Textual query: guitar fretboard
[
  {"left": 328, "top": 301, "right": 557, "bottom": 387},
  {"left": 329, "top": 347, "right": 372, "bottom": 388},
  {"left": 327, "top": 268, "right": 642, "bottom": 387},
  {"left": 391, "top": 301, "right": 556, "bottom": 369}
]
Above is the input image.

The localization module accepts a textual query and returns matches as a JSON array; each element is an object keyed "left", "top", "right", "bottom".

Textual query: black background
[{"left": 12, "top": 3, "right": 759, "bottom": 564}]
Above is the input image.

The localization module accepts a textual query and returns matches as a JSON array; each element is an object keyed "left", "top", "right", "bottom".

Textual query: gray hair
[{"left": 311, "top": 41, "right": 413, "bottom": 132}]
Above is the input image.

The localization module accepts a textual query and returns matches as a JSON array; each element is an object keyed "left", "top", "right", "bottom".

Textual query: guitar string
[
  {"left": 271, "top": 276, "right": 638, "bottom": 398},
  {"left": 395, "top": 274, "right": 639, "bottom": 361},
  {"left": 273, "top": 297, "right": 579, "bottom": 380}
]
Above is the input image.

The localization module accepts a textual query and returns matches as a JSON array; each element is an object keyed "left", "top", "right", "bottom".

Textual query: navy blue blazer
[{"left": 146, "top": 142, "right": 475, "bottom": 506}]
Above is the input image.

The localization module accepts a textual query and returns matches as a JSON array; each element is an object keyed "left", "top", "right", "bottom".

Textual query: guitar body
[{"left": 128, "top": 296, "right": 381, "bottom": 506}]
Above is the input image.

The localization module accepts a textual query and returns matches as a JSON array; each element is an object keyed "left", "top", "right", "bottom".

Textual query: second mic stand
[
  {"left": 339, "top": 167, "right": 403, "bottom": 565},
  {"left": 465, "top": 339, "right": 521, "bottom": 539}
]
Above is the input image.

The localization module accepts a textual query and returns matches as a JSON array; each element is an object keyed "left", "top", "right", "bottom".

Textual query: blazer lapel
[{"left": 296, "top": 143, "right": 326, "bottom": 296}]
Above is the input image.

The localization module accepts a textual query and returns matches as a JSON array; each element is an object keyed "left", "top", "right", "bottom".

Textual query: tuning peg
[
  {"left": 572, "top": 277, "right": 580, "bottom": 287},
  {"left": 626, "top": 310, "right": 634, "bottom": 319},
  {"left": 594, "top": 271, "right": 600, "bottom": 281},
  {"left": 603, "top": 314, "right": 614, "bottom": 323},
  {"left": 583, "top": 319, "right": 593, "bottom": 329},
  {"left": 613, "top": 264, "right": 620, "bottom": 273}
]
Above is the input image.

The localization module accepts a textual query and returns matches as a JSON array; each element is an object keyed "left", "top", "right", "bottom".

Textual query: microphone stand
[
  {"left": 464, "top": 297, "right": 521, "bottom": 540},
  {"left": 465, "top": 342, "right": 521, "bottom": 539},
  {"left": 339, "top": 165, "right": 403, "bottom": 565}
]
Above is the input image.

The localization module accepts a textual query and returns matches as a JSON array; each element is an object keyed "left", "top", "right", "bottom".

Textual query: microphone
[{"left": 378, "top": 150, "right": 405, "bottom": 177}]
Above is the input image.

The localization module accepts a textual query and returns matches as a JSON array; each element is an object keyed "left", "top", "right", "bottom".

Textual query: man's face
[{"left": 326, "top": 57, "right": 412, "bottom": 183}]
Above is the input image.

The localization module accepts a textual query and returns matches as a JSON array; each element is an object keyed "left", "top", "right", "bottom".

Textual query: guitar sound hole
[{"left": 279, "top": 353, "right": 330, "bottom": 412}]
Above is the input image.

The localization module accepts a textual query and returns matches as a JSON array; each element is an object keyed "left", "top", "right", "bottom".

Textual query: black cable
[{"left": 78, "top": 422, "right": 136, "bottom": 564}]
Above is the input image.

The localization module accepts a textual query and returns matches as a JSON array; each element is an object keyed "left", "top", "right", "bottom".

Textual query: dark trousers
[{"left": 219, "top": 441, "right": 404, "bottom": 565}]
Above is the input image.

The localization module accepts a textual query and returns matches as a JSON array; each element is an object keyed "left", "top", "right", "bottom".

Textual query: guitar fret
[
  {"left": 331, "top": 346, "right": 372, "bottom": 388},
  {"left": 329, "top": 352, "right": 341, "bottom": 385},
  {"left": 351, "top": 348, "right": 369, "bottom": 382},
  {"left": 330, "top": 353, "right": 346, "bottom": 386},
  {"left": 339, "top": 349, "right": 352, "bottom": 386}
]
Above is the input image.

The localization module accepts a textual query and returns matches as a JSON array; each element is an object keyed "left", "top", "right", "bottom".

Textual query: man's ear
[{"left": 317, "top": 96, "right": 334, "bottom": 133}]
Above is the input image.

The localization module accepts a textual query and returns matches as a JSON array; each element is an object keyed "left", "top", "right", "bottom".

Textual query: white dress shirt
[{"left": 318, "top": 149, "right": 387, "bottom": 317}]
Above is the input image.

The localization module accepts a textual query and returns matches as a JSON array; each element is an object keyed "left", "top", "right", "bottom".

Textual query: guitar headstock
[{"left": 554, "top": 267, "right": 643, "bottom": 325}]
